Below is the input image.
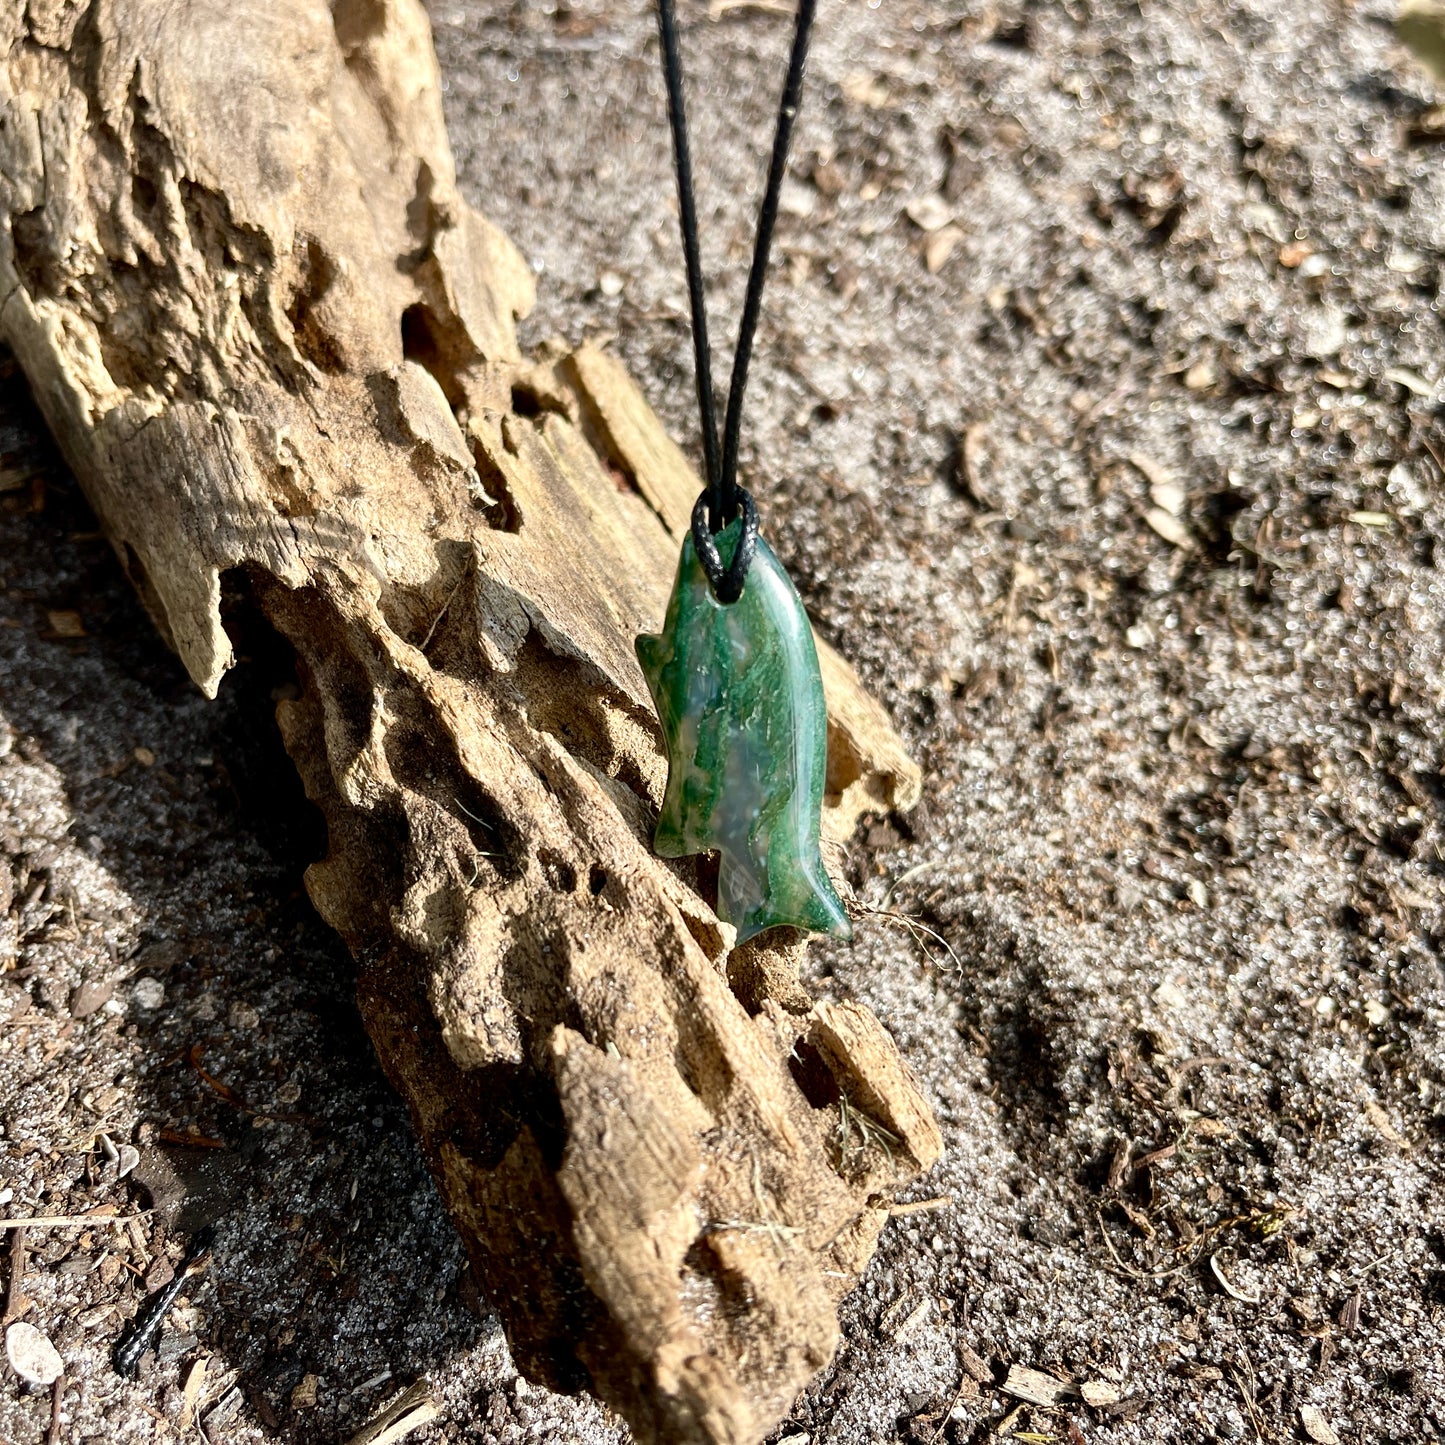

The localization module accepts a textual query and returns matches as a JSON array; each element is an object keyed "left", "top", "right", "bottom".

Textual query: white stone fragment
[{"left": 6, "top": 1322, "right": 63, "bottom": 1387}]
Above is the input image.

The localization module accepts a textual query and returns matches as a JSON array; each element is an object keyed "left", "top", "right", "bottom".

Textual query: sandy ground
[{"left": 2, "top": 0, "right": 1444, "bottom": 1442}]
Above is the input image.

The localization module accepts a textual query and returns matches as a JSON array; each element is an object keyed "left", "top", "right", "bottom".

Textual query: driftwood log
[{"left": 0, "top": 3, "right": 940, "bottom": 1441}]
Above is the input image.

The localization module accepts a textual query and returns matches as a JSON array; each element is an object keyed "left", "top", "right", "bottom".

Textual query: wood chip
[
  {"left": 1382, "top": 365, "right": 1434, "bottom": 396},
  {"left": 345, "top": 1380, "right": 442, "bottom": 1445},
  {"left": 841, "top": 72, "right": 891, "bottom": 109},
  {"left": 47, "top": 1374, "right": 64, "bottom": 1445},
  {"left": 893, "top": 1297, "right": 932, "bottom": 1342},
  {"left": 994, "top": 1404, "right": 1027, "bottom": 1437},
  {"left": 68, "top": 980, "right": 115, "bottom": 1020},
  {"left": 1183, "top": 358, "right": 1217, "bottom": 390},
  {"left": 1126, "top": 454, "right": 1187, "bottom": 517},
  {"left": 1362, "top": 1097, "right": 1405, "bottom": 1147},
  {"left": 1080, "top": 1380, "right": 1121, "bottom": 1406},
  {"left": 1144, "top": 506, "right": 1192, "bottom": 547},
  {"left": 1300, "top": 1404, "right": 1340, "bottom": 1445},
  {"left": 958, "top": 1342, "right": 994, "bottom": 1384},
  {"left": 924, "top": 226, "right": 962, "bottom": 272},
  {"left": 44, "top": 609, "right": 85, "bottom": 638},
  {"left": 1001, "top": 1365, "right": 1077, "bottom": 1407},
  {"left": 291, "top": 1373, "right": 320, "bottom": 1410},
  {"left": 957, "top": 423, "right": 995, "bottom": 509},
  {"left": 1126, "top": 452, "right": 1171, "bottom": 490},
  {"left": 3, "top": 1226, "right": 27, "bottom": 1325},
  {"left": 1, "top": 1213, "right": 147, "bottom": 1230},
  {"left": 905, "top": 195, "right": 954, "bottom": 233},
  {"left": 888, "top": 1195, "right": 952, "bottom": 1217}
]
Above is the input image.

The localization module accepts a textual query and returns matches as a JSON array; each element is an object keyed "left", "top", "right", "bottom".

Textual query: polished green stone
[{"left": 636, "top": 518, "right": 851, "bottom": 944}]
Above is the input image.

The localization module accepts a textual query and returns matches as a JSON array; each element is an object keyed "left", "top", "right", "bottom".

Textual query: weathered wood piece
[{"left": 0, "top": 3, "right": 939, "bottom": 1442}]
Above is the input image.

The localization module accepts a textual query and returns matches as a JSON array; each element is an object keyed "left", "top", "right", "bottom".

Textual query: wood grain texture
[{"left": 0, "top": 3, "right": 938, "bottom": 1441}]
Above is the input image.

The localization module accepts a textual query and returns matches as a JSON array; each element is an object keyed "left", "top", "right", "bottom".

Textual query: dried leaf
[
  {"left": 180, "top": 1356, "right": 208, "bottom": 1432},
  {"left": 1300, "top": 1404, "right": 1341, "bottom": 1445}
]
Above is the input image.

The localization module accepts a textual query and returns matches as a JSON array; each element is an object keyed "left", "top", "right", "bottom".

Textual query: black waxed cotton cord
[
  {"left": 655, "top": 0, "right": 723, "bottom": 509},
  {"left": 653, "top": 0, "right": 818, "bottom": 602}
]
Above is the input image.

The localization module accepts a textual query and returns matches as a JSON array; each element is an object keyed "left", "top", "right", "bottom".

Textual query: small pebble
[
  {"left": 228, "top": 1001, "right": 260, "bottom": 1031},
  {"left": 132, "top": 977, "right": 165, "bottom": 1010},
  {"left": 6, "top": 1321, "right": 64, "bottom": 1387},
  {"left": 69, "top": 979, "right": 115, "bottom": 1019}
]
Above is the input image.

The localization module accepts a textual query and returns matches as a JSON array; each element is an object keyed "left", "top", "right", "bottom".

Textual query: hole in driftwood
[
  {"left": 131, "top": 172, "right": 159, "bottom": 214},
  {"left": 285, "top": 234, "right": 344, "bottom": 373},
  {"left": 215, "top": 568, "right": 329, "bottom": 872},
  {"left": 332, "top": 0, "right": 387, "bottom": 51},
  {"left": 536, "top": 848, "right": 577, "bottom": 893},
  {"left": 788, "top": 1039, "right": 842, "bottom": 1110},
  {"left": 468, "top": 439, "right": 521, "bottom": 533},
  {"left": 10, "top": 207, "right": 53, "bottom": 296},
  {"left": 400, "top": 302, "right": 469, "bottom": 413}
]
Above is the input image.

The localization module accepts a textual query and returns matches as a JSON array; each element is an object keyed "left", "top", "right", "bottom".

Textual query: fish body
[{"left": 637, "top": 519, "right": 850, "bottom": 943}]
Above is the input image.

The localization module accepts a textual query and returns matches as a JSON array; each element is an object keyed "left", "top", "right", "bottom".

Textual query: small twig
[
  {"left": 880, "top": 859, "right": 965, "bottom": 910},
  {"left": 4, "top": 1224, "right": 28, "bottom": 1323},
  {"left": 1, "top": 1214, "right": 150, "bottom": 1230},
  {"left": 418, "top": 573, "right": 468, "bottom": 654},
  {"left": 888, "top": 1195, "right": 953, "bottom": 1218},
  {"left": 1093, "top": 1209, "right": 1204, "bottom": 1283},
  {"left": 47, "top": 1375, "right": 65, "bottom": 1445},
  {"left": 706, "top": 1218, "right": 805, "bottom": 1239},
  {"left": 927, "top": 1370, "right": 972, "bottom": 1445},
  {"left": 836, "top": 1095, "right": 903, "bottom": 1171},
  {"left": 1341, "top": 1249, "right": 1398, "bottom": 1285},
  {"left": 345, "top": 1380, "right": 442, "bottom": 1445}
]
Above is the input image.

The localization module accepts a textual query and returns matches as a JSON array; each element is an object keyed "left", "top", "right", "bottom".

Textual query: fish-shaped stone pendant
[{"left": 637, "top": 517, "right": 851, "bottom": 943}]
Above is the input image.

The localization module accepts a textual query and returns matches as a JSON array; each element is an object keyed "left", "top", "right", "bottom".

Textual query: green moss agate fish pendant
[{"left": 637, "top": 516, "right": 851, "bottom": 944}]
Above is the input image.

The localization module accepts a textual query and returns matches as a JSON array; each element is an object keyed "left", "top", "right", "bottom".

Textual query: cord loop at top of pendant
[{"left": 691, "top": 488, "right": 758, "bottom": 604}]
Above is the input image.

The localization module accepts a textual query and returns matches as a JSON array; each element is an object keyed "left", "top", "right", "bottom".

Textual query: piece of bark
[{"left": 0, "top": 4, "right": 938, "bottom": 1443}]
